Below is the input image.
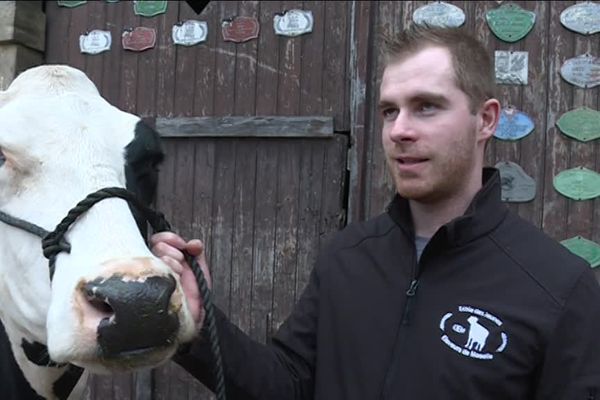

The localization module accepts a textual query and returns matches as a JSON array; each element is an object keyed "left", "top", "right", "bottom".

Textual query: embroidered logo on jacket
[{"left": 439, "top": 305, "right": 508, "bottom": 360}]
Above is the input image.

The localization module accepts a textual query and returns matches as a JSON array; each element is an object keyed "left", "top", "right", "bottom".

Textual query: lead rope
[{"left": 0, "top": 187, "right": 226, "bottom": 400}]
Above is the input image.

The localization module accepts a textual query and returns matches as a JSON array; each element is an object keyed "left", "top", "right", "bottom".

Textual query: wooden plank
[
  {"left": 566, "top": 17, "right": 599, "bottom": 240},
  {"left": 65, "top": 0, "right": 88, "bottom": 71},
  {"left": 515, "top": 1, "right": 549, "bottom": 228},
  {"left": 295, "top": 140, "right": 326, "bottom": 298},
  {"left": 347, "top": 0, "right": 374, "bottom": 223},
  {"left": 155, "top": 0, "right": 179, "bottom": 117},
  {"left": 254, "top": 0, "right": 280, "bottom": 116},
  {"left": 541, "top": 1, "right": 572, "bottom": 241},
  {"left": 84, "top": 0, "right": 106, "bottom": 94},
  {"left": 156, "top": 116, "right": 334, "bottom": 137},
  {"left": 118, "top": 0, "right": 141, "bottom": 114},
  {"left": 249, "top": 140, "right": 278, "bottom": 342},
  {"left": 193, "top": 2, "right": 218, "bottom": 116},
  {"left": 135, "top": 0, "right": 160, "bottom": 118},
  {"left": 276, "top": 1, "right": 303, "bottom": 115},
  {"left": 271, "top": 140, "right": 300, "bottom": 333},
  {"left": 299, "top": 1, "right": 325, "bottom": 117},
  {"left": 229, "top": 140, "right": 257, "bottom": 333},
  {"left": 209, "top": 140, "right": 236, "bottom": 314},
  {"left": 319, "top": 134, "right": 348, "bottom": 249},
  {"left": 44, "top": 1, "right": 70, "bottom": 64},
  {"left": 213, "top": 1, "right": 238, "bottom": 117},
  {"left": 100, "top": 0, "right": 124, "bottom": 106},
  {"left": 174, "top": 1, "right": 199, "bottom": 117},
  {"left": 234, "top": 1, "right": 259, "bottom": 116},
  {"left": 323, "top": 1, "right": 350, "bottom": 131}
]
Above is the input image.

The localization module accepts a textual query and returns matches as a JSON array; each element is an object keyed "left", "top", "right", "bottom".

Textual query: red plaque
[
  {"left": 122, "top": 27, "right": 156, "bottom": 52},
  {"left": 221, "top": 16, "right": 260, "bottom": 43}
]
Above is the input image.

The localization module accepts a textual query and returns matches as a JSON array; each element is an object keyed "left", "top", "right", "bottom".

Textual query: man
[{"left": 152, "top": 25, "right": 600, "bottom": 399}]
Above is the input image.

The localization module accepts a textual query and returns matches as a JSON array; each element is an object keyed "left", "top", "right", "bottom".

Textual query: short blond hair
[{"left": 380, "top": 25, "right": 496, "bottom": 113}]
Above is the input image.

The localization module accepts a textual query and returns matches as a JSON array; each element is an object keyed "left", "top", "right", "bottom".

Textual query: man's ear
[{"left": 477, "top": 98, "right": 501, "bottom": 142}]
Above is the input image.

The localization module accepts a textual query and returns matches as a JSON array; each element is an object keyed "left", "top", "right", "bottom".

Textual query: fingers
[
  {"left": 160, "top": 255, "right": 184, "bottom": 275},
  {"left": 150, "top": 232, "right": 187, "bottom": 250}
]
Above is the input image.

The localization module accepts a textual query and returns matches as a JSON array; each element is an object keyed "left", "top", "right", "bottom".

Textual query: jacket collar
[{"left": 387, "top": 167, "right": 508, "bottom": 247}]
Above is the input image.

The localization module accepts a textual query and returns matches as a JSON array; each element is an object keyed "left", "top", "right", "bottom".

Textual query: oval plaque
[
  {"left": 122, "top": 27, "right": 156, "bottom": 52},
  {"left": 172, "top": 20, "right": 208, "bottom": 46},
  {"left": 58, "top": 0, "right": 87, "bottom": 7},
  {"left": 494, "top": 107, "right": 534, "bottom": 141},
  {"left": 554, "top": 167, "right": 600, "bottom": 201},
  {"left": 560, "top": 54, "right": 600, "bottom": 89},
  {"left": 133, "top": 0, "right": 167, "bottom": 17},
  {"left": 556, "top": 107, "right": 600, "bottom": 142},
  {"left": 79, "top": 30, "right": 111, "bottom": 55},
  {"left": 495, "top": 50, "right": 528, "bottom": 85},
  {"left": 560, "top": 2, "right": 600, "bottom": 35},
  {"left": 222, "top": 16, "right": 260, "bottom": 43},
  {"left": 495, "top": 161, "right": 536, "bottom": 202},
  {"left": 561, "top": 236, "right": 600, "bottom": 268},
  {"left": 412, "top": 1, "right": 465, "bottom": 28},
  {"left": 274, "top": 9, "right": 314, "bottom": 37},
  {"left": 486, "top": 3, "right": 536, "bottom": 43}
]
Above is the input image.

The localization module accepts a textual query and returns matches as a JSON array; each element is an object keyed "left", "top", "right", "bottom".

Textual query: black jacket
[{"left": 177, "top": 168, "right": 600, "bottom": 399}]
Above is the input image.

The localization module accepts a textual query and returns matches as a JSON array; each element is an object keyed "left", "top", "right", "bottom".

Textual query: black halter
[{"left": 0, "top": 187, "right": 226, "bottom": 400}]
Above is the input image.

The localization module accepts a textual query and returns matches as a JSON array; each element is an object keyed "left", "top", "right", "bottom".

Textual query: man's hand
[{"left": 150, "top": 232, "right": 212, "bottom": 328}]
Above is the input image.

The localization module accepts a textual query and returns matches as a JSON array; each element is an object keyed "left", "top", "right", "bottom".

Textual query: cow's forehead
[{"left": 0, "top": 66, "right": 139, "bottom": 155}]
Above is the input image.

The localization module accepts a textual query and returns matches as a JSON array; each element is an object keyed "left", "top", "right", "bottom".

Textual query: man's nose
[{"left": 388, "top": 112, "right": 418, "bottom": 142}]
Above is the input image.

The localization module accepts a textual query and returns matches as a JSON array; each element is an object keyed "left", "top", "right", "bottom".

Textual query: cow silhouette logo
[{"left": 439, "top": 306, "right": 508, "bottom": 360}]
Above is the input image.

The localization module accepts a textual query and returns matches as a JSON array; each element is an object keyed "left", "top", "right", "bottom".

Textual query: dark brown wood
[
  {"left": 299, "top": 1, "right": 324, "bottom": 117},
  {"left": 173, "top": 1, "right": 199, "bottom": 117},
  {"left": 323, "top": 1, "right": 350, "bottom": 131},
  {"left": 155, "top": 1, "right": 179, "bottom": 117},
  {"left": 255, "top": 0, "right": 280, "bottom": 116},
  {"left": 155, "top": 116, "right": 334, "bottom": 137},
  {"left": 213, "top": 1, "right": 238, "bottom": 117}
]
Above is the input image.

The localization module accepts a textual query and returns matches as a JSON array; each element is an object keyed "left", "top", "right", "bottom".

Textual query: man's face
[{"left": 379, "top": 46, "right": 485, "bottom": 204}]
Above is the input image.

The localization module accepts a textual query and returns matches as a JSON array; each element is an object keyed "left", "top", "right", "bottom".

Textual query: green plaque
[
  {"left": 561, "top": 236, "right": 600, "bottom": 268},
  {"left": 486, "top": 3, "right": 536, "bottom": 43},
  {"left": 57, "top": 0, "right": 87, "bottom": 7},
  {"left": 554, "top": 167, "right": 600, "bottom": 200},
  {"left": 556, "top": 107, "right": 600, "bottom": 142},
  {"left": 133, "top": 0, "right": 167, "bottom": 17}
]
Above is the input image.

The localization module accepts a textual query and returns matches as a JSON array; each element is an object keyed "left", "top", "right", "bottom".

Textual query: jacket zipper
[{"left": 401, "top": 279, "right": 419, "bottom": 325}]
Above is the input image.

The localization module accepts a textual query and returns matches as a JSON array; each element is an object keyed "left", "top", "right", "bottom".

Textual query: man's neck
[{"left": 409, "top": 183, "right": 482, "bottom": 238}]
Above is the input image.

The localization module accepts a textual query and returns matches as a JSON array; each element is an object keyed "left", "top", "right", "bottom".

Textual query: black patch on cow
[
  {"left": 124, "top": 120, "right": 164, "bottom": 238},
  {"left": 21, "top": 338, "right": 64, "bottom": 367},
  {"left": 88, "top": 275, "right": 179, "bottom": 357},
  {"left": 0, "top": 322, "right": 44, "bottom": 399},
  {"left": 52, "top": 364, "right": 84, "bottom": 400}
]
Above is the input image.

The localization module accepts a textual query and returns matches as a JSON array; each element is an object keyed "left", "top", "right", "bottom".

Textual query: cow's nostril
[{"left": 86, "top": 294, "right": 114, "bottom": 315}]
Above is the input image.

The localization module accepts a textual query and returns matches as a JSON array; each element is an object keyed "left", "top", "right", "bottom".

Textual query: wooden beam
[{"left": 155, "top": 116, "right": 334, "bottom": 138}]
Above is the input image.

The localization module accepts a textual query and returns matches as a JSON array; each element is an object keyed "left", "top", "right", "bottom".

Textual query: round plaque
[
  {"left": 486, "top": 3, "right": 536, "bottom": 43},
  {"left": 560, "top": 54, "right": 600, "bottom": 89},
  {"left": 412, "top": 2, "right": 465, "bottom": 28},
  {"left": 556, "top": 107, "right": 600, "bottom": 142},
  {"left": 133, "top": 0, "right": 167, "bottom": 17},
  {"left": 494, "top": 107, "right": 534, "bottom": 141},
  {"left": 560, "top": 2, "right": 600, "bottom": 35},
  {"left": 222, "top": 16, "right": 260, "bottom": 43},
  {"left": 172, "top": 20, "right": 208, "bottom": 46},
  {"left": 495, "top": 161, "right": 536, "bottom": 202},
  {"left": 274, "top": 9, "right": 314, "bottom": 37},
  {"left": 553, "top": 167, "right": 600, "bottom": 201},
  {"left": 560, "top": 236, "right": 600, "bottom": 268},
  {"left": 79, "top": 30, "right": 111, "bottom": 55}
]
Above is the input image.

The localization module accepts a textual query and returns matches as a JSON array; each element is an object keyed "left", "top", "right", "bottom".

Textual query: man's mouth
[{"left": 397, "top": 157, "right": 428, "bottom": 164}]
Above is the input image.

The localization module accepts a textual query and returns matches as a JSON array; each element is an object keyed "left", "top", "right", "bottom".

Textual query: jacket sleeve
[
  {"left": 174, "top": 264, "right": 320, "bottom": 400},
  {"left": 534, "top": 268, "right": 600, "bottom": 399}
]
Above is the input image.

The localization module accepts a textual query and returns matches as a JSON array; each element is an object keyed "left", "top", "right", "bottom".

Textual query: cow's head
[{"left": 0, "top": 65, "right": 196, "bottom": 397}]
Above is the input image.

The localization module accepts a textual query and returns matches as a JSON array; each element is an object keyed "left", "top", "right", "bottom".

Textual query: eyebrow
[{"left": 378, "top": 91, "right": 450, "bottom": 109}]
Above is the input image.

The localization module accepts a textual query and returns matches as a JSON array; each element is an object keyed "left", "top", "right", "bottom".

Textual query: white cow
[{"left": 0, "top": 65, "right": 196, "bottom": 399}]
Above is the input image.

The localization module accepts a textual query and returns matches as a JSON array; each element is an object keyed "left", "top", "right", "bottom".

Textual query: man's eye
[
  {"left": 418, "top": 103, "right": 437, "bottom": 114},
  {"left": 0, "top": 151, "right": 5, "bottom": 167},
  {"left": 381, "top": 108, "right": 399, "bottom": 120}
]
